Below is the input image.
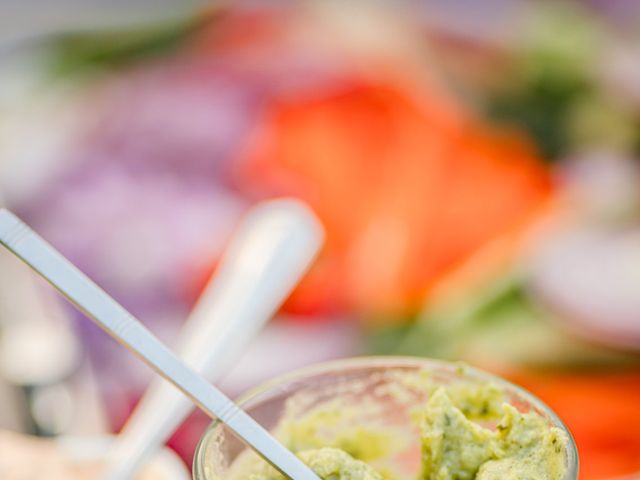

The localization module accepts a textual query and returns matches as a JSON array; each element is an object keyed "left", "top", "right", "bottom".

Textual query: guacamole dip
[{"left": 227, "top": 376, "right": 569, "bottom": 480}]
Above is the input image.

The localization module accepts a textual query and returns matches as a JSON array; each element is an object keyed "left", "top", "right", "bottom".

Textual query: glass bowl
[{"left": 193, "top": 357, "right": 579, "bottom": 479}]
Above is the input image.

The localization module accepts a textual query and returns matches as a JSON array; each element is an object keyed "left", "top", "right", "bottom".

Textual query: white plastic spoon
[
  {"left": 0, "top": 207, "right": 321, "bottom": 480},
  {"left": 105, "top": 198, "right": 324, "bottom": 479}
]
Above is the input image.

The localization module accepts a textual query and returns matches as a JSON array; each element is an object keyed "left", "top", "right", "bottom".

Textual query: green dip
[{"left": 227, "top": 379, "right": 569, "bottom": 480}]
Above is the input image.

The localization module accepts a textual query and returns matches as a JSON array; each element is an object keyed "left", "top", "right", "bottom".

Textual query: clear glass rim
[{"left": 194, "top": 356, "right": 579, "bottom": 478}]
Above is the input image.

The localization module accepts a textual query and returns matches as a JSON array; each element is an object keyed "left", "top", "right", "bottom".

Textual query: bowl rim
[{"left": 194, "top": 356, "right": 579, "bottom": 478}]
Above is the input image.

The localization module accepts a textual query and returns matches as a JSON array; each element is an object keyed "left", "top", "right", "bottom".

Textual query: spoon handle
[
  {"left": 107, "top": 199, "right": 323, "bottom": 479},
  {"left": 0, "top": 208, "right": 320, "bottom": 480}
]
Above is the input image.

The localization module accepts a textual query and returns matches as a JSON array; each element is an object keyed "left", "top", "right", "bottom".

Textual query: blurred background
[{"left": 1, "top": 0, "right": 639, "bottom": 478}]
